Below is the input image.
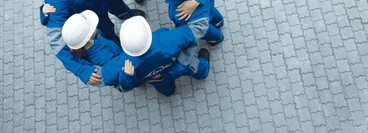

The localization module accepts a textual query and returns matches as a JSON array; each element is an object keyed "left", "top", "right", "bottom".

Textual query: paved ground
[{"left": 1, "top": 0, "right": 368, "bottom": 132}]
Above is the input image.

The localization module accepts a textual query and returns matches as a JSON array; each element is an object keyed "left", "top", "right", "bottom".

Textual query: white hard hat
[
  {"left": 119, "top": 16, "right": 152, "bottom": 56},
  {"left": 62, "top": 10, "right": 99, "bottom": 49}
]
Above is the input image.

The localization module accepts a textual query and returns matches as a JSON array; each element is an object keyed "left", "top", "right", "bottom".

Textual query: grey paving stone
[
  {"left": 271, "top": 0, "right": 283, "bottom": 11},
  {"left": 294, "top": 95, "right": 309, "bottom": 110},
  {"left": 267, "top": 30, "right": 280, "bottom": 43},
  {"left": 258, "top": 109, "right": 272, "bottom": 123},
  {"left": 285, "top": 57, "right": 299, "bottom": 70},
  {"left": 288, "top": 69, "right": 302, "bottom": 83},
  {"left": 295, "top": 48, "right": 308, "bottom": 62},
  {"left": 259, "top": 51, "right": 272, "bottom": 64},
  {"left": 269, "top": 99, "right": 283, "bottom": 114},
  {"left": 280, "top": 90, "right": 294, "bottom": 105},
  {"left": 219, "top": 96, "right": 232, "bottom": 111},
  {"left": 355, "top": 77, "right": 368, "bottom": 90},
  {"left": 223, "top": 122, "right": 237, "bottom": 133},
  {"left": 262, "top": 62, "right": 275, "bottom": 76},
  {"left": 300, "top": 121, "right": 314, "bottom": 133},
  {"left": 304, "top": 84, "right": 318, "bottom": 99},
  {"left": 254, "top": 27, "right": 268, "bottom": 40},
  {"left": 340, "top": 27, "right": 355, "bottom": 40},
  {"left": 274, "top": 11, "right": 288, "bottom": 23},
  {"left": 303, "top": 29, "right": 317, "bottom": 41},
  {"left": 249, "top": 118, "right": 262, "bottom": 132},
  {"left": 350, "top": 111, "right": 366, "bottom": 126},
  {"left": 236, "top": 1, "right": 248, "bottom": 14},
  {"left": 340, "top": 120, "right": 355, "bottom": 133},
  {"left": 286, "top": 117, "right": 302, "bottom": 132},
  {"left": 311, "top": 111, "right": 326, "bottom": 126},
  {"left": 315, "top": 77, "right": 329, "bottom": 91},
  {"left": 336, "top": 15, "right": 350, "bottom": 28},
  {"left": 306, "top": 40, "right": 319, "bottom": 53},
  {"left": 290, "top": 25, "right": 303, "bottom": 37},
  {"left": 287, "top": 14, "right": 300, "bottom": 27},
  {"left": 267, "top": 87, "right": 281, "bottom": 101},
  {"left": 316, "top": 32, "right": 330, "bottom": 45},
  {"left": 354, "top": 125, "right": 368, "bottom": 133},
  {"left": 254, "top": 84, "right": 267, "bottom": 97},
  {"left": 222, "top": 109, "right": 235, "bottom": 124},
  {"left": 340, "top": 72, "right": 354, "bottom": 86},
  {"left": 246, "top": 47, "right": 260, "bottom": 60},
  {"left": 333, "top": 4, "right": 346, "bottom": 16},
  {"left": 297, "top": 6, "right": 310, "bottom": 19},
  {"left": 277, "top": 23, "right": 291, "bottom": 36},
  {"left": 273, "top": 113, "right": 287, "bottom": 128},
  {"left": 330, "top": 35, "right": 344, "bottom": 48},
  {"left": 326, "top": 24, "right": 340, "bottom": 37},
  {"left": 347, "top": 97, "right": 362, "bottom": 112},
  {"left": 360, "top": 10, "right": 368, "bottom": 23},
  {"left": 233, "top": 113, "right": 248, "bottom": 128},
  {"left": 325, "top": 116, "right": 341, "bottom": 131},
  {"left": 256, "top": 39, "right": 270, "bottom": 52},
  {"left": 210, "top": 118, "right": 224, "bottom": 132},
  {"left": 249, "top": 5, "right": 262, "bottom": 17},
  {"left": 186, "top": 123, "right": 199, "bottom": 133},
  {"left": 354, "top": 30, "right": 368, "bottom": 43},
  {"left": 262, "top": 9, "right": 275, "bottom": 21}
]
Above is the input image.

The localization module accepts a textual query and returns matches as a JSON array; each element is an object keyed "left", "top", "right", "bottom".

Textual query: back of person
[
  {"left": 83, "top": 34, "right": 123, "bottom": 66},
  {"left": 101, "top": 16, "right": 197, "bottom": 88}
]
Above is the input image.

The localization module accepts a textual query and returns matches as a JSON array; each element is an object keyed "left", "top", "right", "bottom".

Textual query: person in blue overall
[
  {"left": 60, "top": 10, "right": 136, "bottom": 91},
  {"left": 166, "top": 0, "right": 224, "bottom": 46},
  {"left": 148, "top": 0, "right": 224, "bottom": 96},
  {"left": 39, "top": 0, "right": 145, "bottom": 85},
  {"left": 97, "top": 16, "right": 211, "bottom": 96}
]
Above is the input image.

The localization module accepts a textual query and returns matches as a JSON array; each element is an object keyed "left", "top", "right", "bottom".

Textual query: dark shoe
[
  {"left": 135, "top": 0, "right": 144, "bottom": 4},
  {"left": 131, "top": 9, "right": 146, "bottom": 18},
  {"left": 198, "top": 48, "right": 210, "bottom": 63},
  {"left": 114, "top": 35, "right": 121, "bottom": 46}
]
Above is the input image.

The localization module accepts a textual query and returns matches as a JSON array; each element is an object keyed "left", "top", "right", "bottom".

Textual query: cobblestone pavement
[{"left": 1, "top": 0, "right": 368, "bottom": 132}]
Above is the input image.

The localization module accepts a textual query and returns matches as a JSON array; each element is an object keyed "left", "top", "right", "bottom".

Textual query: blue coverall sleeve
[
  {"left": 196, "top": 0, "right": 206, "bottom": 5},
  {"left": 39, "top": 4, "right": 49, "bottom": 26},
  {"left": 118, "top": 71, "right": 138, "bottom": 91},
  {"left": 46, "top": 28, "right": 95, "bottom": 84},
  {"left": 157, "top": 17, "right": 209, "bottom": 51},
  {"left": 157, "top": 26, "right": 196, "bottom": 51},
  {"left": 56, "top": 47, "right": 95, "bottom": 84}
]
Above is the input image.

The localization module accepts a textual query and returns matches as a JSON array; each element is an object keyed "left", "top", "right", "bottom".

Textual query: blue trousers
[
  {"left": 148, "top": 57, "right": 210, "bottom": 97},
  {"left": 147, "top": 43, "right": 210, "bottom": 97},
  {"left": 67, "top": 0, "right": 132, "bottom": 40}
]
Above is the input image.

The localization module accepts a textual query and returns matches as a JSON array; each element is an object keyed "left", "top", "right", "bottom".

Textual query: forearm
[
  {"left": 118, "top": 72, "right": 138, "bottom": 91},
  {"left": 47, "top": 28, "right": 95, "bottom": 84},
  {"left": 56, "top": 47, "right": 95, "bottom": 84},
  {"left": 39, "top": 4, "right": 49, "bottom": 26}
]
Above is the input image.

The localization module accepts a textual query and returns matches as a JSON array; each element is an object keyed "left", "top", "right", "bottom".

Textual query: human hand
[
  {"left": 122, "top": 60, "right": 134, "bottom": 75},
  {"left": 88, "top": 69, "right": 102, "bottom": 84},
  {"left": 152, "top": 74, "right": 161, "bottom": 79},
  {"left": 42, "top": 4, "right": 56, "bottom": 17},
  {"left": 176, "top": 0, "right": 200, "bottom": 21}
]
